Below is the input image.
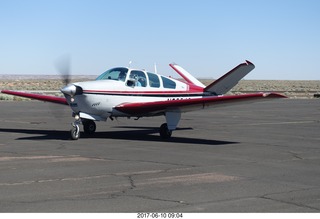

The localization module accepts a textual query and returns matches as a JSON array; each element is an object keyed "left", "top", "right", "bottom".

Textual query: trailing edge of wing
[
  {"left": 1, "top": 90, "right": 68, "bottom": 105},
  {"left": 115, "top": 93, "right": 286, "bottom": 116}
]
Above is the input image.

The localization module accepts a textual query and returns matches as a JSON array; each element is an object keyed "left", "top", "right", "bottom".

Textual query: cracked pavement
[{"left": 0, "top": 99, "right": 320, "bottom": 212}]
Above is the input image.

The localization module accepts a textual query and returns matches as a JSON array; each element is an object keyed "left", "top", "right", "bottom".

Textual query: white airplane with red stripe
[{"left": 1, "top": 60, "right": 286, "bottom": 140}]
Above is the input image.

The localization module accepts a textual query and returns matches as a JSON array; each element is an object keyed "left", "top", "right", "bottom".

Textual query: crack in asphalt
[
  {"left": 288, "top": 151, "right": 303, "bottom": 160},
  {"left": 128, "top": 194, "right": 188, "bottom": 205},
  {"left": 260, "top": 188, "right": 320, "bottom": 211},
  {"left": 260, "top": 196, "right": 320, "bottom": 211}
]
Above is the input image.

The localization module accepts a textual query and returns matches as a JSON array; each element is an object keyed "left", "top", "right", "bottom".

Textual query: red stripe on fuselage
[{"left": 83, "top": 89, "right": 205, "bottom": 96}]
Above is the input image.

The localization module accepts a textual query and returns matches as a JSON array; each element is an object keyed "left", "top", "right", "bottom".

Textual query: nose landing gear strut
[
  {"left": 70, "top": 114, "right": 81, "bottom": 140},
  {"left": 70, "top": 114, "right": 97, "bottom": 140}
]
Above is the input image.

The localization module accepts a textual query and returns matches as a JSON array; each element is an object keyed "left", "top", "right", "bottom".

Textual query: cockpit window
[
  {"left": 161, "top": 76, "right": 176, "bottom": 89},
  {"left": 96, "top": 67, "right": 128, "bottom": 81}
]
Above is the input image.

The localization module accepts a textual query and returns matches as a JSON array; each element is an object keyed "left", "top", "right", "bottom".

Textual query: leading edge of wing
[
  {"left": 115, "top": 93, "right": 287, "bottom": 115},
  {"left": 1, "top": 90, "right": 68, "bottom": 105}
]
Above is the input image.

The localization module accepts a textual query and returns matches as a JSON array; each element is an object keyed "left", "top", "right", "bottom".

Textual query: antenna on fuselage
[
  {"left": 128, "top": 61, "right": 132, "bottom": 68},
  {"left": 154, "top": 62, "right": 157, "bottom": 74}
]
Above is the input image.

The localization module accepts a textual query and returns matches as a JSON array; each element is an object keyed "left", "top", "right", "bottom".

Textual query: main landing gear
[
  {"left": 70, "top": 111, "right": 181, "bottom": 140},
  {"left": 70, "top": 115, "right": 96, "bottom": 140},
  {"left": 83, "top": 119, "right": 96, "bottom": 135},
  {"left": 159, "top": 111, "right": 181, "bottom": 139},
  {"left": 159, "top": 123, "right": 172, "bottom": 139}
]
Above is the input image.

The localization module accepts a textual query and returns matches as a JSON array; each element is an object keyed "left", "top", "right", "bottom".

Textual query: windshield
[{"left": 96, "top": 67, "right": 128, "bottom": 81}]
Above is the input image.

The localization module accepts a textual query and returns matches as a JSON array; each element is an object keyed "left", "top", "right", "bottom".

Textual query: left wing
[
  {"left": 115, "top": 93, "right": 286, "bottom": 116},
  {"left": 1, "top": 90, "right": 68, "bottom": 105}
]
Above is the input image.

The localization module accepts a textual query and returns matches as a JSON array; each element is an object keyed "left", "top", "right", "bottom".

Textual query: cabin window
[
  {"left": 129, "top": 70, "right": 147, "bottom": 87},
  {"left": 161, "top": 76, "right": 176, "bottom": 89},
  {"left": 96, "top": 68, "right": 128, "bottom": 81},
  {"left": 147, "top": 72, "right": 160, "bottom": 88}
]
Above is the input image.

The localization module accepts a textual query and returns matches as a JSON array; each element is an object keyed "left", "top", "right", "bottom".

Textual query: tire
[
  {"left": 159, "top": 123, "right": 172, "bottom": 139},
  {"left": 70, "top": 126, "right": 80, "bottom": 140},
  {"left": 83, "top": 120, "right": 96, "bottom": 135}
]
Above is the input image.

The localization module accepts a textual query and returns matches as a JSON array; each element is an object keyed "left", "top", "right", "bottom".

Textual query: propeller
[
  {"left": 46, "top": 55, "right": 73, "bottom": 120},
  {"left": 55, "top": 54, "right": 71, "bottom": 86},
  {"left": 55, "top": 55, "right": 83, "bottom": 97}
]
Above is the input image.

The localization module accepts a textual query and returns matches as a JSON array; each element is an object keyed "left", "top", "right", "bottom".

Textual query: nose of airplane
[{"left": 60, "top": 84, "right": 83, "bottom": 96}]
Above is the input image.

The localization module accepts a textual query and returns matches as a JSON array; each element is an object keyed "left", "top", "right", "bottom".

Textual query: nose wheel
[
  {"left": 70, "top": 117, "right": 97, "bottom": 140},
  {"left": 70, "top": 119, "right": 81, "bottom": 140}
]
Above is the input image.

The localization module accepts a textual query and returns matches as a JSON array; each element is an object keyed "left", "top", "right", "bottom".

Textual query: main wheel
[
  {"left": 159, "top": 123, "right": 172, "bottom": 139},
  {"left": 83, "top": 120, "right": 96, "bottom": 135},
  {"left": 70, "top": 126, "right": 80, "bottom": 140}
]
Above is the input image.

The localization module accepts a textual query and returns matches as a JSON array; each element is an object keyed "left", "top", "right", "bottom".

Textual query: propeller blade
[
  {"left": 55, "top": 55, "right": 71, "bottom": 85},
  {"left": 49, "top": 55, "right": 73, "bottom": 120}
]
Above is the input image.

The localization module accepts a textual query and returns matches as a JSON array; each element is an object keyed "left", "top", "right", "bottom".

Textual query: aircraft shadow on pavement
[
  {"left": 0, "top": 127, "right": 238, "bottom": 146},
  {"left": 0, "top": 128, "right": 70, "bottom": 140}
]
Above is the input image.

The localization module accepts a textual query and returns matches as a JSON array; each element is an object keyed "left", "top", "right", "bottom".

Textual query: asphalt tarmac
[{"left": 0, "top": 99, "right": 320, "bottom": 212}]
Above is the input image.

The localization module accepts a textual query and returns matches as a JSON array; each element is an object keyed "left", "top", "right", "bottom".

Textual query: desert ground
[{"left": 0, "top": 75, "right": 319, "bottom": 99}]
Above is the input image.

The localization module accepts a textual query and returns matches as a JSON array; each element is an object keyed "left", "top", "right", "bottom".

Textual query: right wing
[
  {"left": 115, "top": 92, "right": 286, "bottom": 116},
  {"left": 1, "top": 90, "right": 68, "bottom": 105}
]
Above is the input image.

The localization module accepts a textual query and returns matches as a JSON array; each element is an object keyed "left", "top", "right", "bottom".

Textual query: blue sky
[{"left": 0, "top": 0, "right": 319, "bottom": 79}]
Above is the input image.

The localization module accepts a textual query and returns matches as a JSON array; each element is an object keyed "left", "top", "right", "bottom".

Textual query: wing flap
[
  {"left": 1, "top": 90, "right": 68, "bottom": 105},
  {"left": 115, "top": 93, "right": 286, "bottom": 116}
]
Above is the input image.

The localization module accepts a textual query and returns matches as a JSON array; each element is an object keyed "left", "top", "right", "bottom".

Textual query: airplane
[{"left": 1, "top": 60, "right": 286, "bottom": 140}]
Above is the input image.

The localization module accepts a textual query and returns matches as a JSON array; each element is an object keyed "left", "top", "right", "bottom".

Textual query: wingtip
[
  {"left": 245, "top": 60, "right": 255, "bottom": 67},
  {"left": 169, "top": 62, "right": 177, "bottom": 67},
  {"left": 1, "top": 90, "right": 12, "bottom": 94},
  {"left": 264, "top": 92, "right": 288, "bottom": 98}
]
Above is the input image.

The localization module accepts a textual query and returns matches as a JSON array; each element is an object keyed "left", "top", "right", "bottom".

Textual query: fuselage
[{"left": 64, "top": 67, "right": 207, "bottom": 120}]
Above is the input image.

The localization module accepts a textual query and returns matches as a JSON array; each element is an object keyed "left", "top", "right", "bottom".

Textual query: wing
[
  {"left": 1, "top": 90, "right": 68, "bottom": 105},
  {"left": 115, "top": 93, "right": 286, "bottom": 116}
]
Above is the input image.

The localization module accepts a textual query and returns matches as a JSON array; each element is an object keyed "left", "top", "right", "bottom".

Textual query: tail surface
[
  {"left": 169, "top": 63, "right": 205, "bottom": 88},
  {"left": 205, "top": 60, "right": 255, "bottom": 95}
]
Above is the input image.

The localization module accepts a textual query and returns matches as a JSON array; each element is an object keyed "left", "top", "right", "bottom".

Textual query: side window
[
  {"left": 161, "top": 76, "right": 176, "bottom": 89},
  {"left": 147, "top": 72, "right": 160, "bottom": 88},
  {"left": 129, "top": 70, "right": 147, "bottom": 87}
]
